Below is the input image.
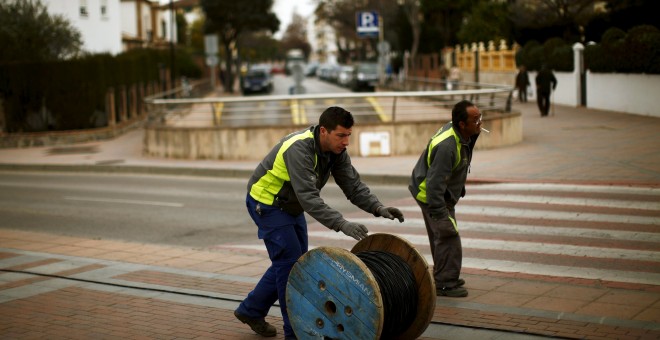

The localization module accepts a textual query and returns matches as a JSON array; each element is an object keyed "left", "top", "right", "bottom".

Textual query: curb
[{"left": 1, "top": 163, "right": 656, "bottom": 188}]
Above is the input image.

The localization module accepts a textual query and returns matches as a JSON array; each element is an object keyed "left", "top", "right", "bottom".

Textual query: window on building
[
  {"left": 80, "top": 0, "right": 88, "bottom": 17},
  {"left": 100, "top": 0, "right": 108, "bottom": 17}
]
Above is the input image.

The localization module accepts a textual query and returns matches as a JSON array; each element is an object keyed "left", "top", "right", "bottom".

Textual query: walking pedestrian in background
[
  {"left": 439, "top": 63, "right": 449, "bottom": 90},
  {"left": 449, "top": 65, "right": 461, "bottom": 90},
  {"left": 409, "top": 100, "right": 482, "bottom": 298},
  {"left": 515, "top": 65, "right": 530, "bottom": 102},
  {"left": 234, "top": 106, "right": 405, "bottom": 339},
  {"left": 535, "top": 64, "right": 557, "bottom": 117}
]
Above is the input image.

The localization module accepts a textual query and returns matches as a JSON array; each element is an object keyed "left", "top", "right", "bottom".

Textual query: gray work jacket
[{"left": 248, "top": 125, "right": 382, "bottom": 230}]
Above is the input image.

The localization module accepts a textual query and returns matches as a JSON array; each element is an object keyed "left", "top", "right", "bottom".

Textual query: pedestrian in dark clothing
[
  {"left": 515, "top": 65, "right": 530, "bottom": 102},
  {"left": 535, "top": 65, "right": 557, "bottom": 117},
  {"left": 409, "top": 100, "right": 481, "bottom": 298},
  {"left": 234, "top": 106, "right": 405, "bottom": 339}
]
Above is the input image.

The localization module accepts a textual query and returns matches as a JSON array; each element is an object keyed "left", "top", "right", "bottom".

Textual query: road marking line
[
  {"left": 366, "top": 96, "right": 390, "bottom": 122},
  {"left": 63, "top": 196, "right": 183, "bottom": 208}
]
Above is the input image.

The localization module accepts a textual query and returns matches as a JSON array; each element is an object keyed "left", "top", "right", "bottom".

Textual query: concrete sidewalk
[{"left": 0, "top": 101, "right": 659, "bottom": 339}]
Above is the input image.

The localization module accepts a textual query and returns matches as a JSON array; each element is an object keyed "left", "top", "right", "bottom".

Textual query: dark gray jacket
[{"left": 409, "top": 122, "right": 478, "bottom": 220}]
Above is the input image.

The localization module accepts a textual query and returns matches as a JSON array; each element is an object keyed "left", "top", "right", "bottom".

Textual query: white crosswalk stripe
[
  {"left": 306, "top": 231, "right": 660, "bottom": 261},
  {"left": 219, "top": 183, "right": 660, "bottom": 286},
  {"left": 462, "top": 194, "right": 660, "bottom": 211},
  {"left": 399, "top": 205, "right": 659, "bottom": 225},
  {"left": 219, "top": 243, "right": 660, "bottom": 286},
  {"left": 334, "top": 218, "right": 660, "bottom": 242},
  {"left": 469, "top": 183, "right": 660, "bottom": 195}
]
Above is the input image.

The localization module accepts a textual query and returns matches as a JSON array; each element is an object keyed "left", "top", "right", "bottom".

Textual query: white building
[
  {"left": 41, "top": 0, "right": 177, "bottom": 55},
  {"left": 42, "top": 0, "right": 123, "bottom": 55},
  {"left": 120, "top": 0, "right": 177, "bottom": 51},
  {"left": 313, "top": 17, "right": 337, "bottom": 64}
]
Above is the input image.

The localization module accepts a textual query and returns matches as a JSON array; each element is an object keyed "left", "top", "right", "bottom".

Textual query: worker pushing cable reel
[{"left": 286, "top": 233, "right": 435, "bottom": 340}]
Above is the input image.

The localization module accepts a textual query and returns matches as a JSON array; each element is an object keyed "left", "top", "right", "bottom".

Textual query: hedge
[
  {"left": 0, "top": 48, "right": 201, "bottom": 132},
  {"left": 516, "top": 25, "right": 660, "bottom": 74}
]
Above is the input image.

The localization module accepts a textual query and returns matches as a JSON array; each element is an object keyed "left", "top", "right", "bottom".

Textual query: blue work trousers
[{"left": 236, "top": 194, "right": 308, "bottom": 337}]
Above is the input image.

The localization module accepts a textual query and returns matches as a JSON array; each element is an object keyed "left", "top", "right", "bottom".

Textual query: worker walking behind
[
  {"left": 409, "top": 100, "right": 482, "bottom": 298},
  {"left": 234, "top": 106, "right": 405, "bottom": 339}
]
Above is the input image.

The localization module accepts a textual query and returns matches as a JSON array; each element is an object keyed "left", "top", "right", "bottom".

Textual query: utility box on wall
[{"left": 359, "top": 131, "right": 390, "bottom": 157}]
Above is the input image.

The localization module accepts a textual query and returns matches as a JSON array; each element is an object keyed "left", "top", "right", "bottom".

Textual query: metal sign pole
[{"left": 378, "top": 14, "right": 384, "bottom": 86}]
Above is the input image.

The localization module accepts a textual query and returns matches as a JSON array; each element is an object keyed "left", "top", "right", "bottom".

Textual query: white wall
[
  {"left": 44, "top": 0, "right": 122, "bottom": 55},
  {"left": 586, "top": 72, "right": 660, "bottom": 118}
]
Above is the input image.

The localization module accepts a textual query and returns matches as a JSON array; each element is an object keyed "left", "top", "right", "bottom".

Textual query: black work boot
[
  {"left": 436, "top": 286, "right": 468, "bottom": 297},
  {"left": 234, "top": 310, "right": 277, "bottom": 337}
]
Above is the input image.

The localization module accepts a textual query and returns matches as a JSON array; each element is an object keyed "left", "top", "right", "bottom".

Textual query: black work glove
[
  {"left": 376, "top": 206, "right": 405, "bottom": 223},
  {"left": 339, "top": 221, "right": 369, "bottom": 241}
]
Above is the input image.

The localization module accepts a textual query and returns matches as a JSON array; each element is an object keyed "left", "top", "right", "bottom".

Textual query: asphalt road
[{"left": 0, "top": 170, "right": 407, "bottom": 247}]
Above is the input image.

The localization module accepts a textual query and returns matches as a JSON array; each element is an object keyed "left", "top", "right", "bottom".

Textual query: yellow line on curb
[
  {"left": 213, "top": 103, "right": 224, "bottom": 125},
  {"left": 366, "top": 97, "right": 390, "bottom": 122},
  {"left": 291, "top": 100, "right": 300, "bottom": 125},
  {"left": 299, "top": 100, "right": 308, "bottom": 125}
]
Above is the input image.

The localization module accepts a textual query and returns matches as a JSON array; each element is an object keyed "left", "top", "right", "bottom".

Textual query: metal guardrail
[{"left": 144, "top": 81, "right": 513, "bottom": 127}]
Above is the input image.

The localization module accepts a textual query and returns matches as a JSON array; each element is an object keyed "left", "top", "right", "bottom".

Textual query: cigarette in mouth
[{"left": 481, "top": 127, "right": 490, "bottom": 133}]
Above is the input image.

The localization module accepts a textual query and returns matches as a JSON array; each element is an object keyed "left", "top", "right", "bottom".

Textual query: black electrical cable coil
[{"left": 356, "top": 250, "right": 418, "bottom": 339}]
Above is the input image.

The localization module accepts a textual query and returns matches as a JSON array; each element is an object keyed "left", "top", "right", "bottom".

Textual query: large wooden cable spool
[{"left": 286, "top": 233, "right": 435, "bottom": 339}]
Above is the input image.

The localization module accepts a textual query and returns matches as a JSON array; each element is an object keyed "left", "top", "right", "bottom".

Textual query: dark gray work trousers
[{"left": 416, "top": 200, "right": 463, "bottom": 289}]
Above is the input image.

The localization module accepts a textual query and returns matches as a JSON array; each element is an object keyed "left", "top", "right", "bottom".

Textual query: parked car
[
  {"left": 305, "top": 62, "right": 319, "bottom": 77},
  {"left": 241, "top": 67, "right": 273, "bottom": 95},
  {"left": 317, "top": 63, "right": 341, "bottom": 83},
  {"left": 350, "top": 62, "right": 379, "bottom": 91},
  {"left": 337, "top": 65, "right": 355, "bottom": 87}
]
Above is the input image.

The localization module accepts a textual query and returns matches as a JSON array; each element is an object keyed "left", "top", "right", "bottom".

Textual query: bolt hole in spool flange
[{"left": 286, "top": 233, "right": 435, "bottom": 339}]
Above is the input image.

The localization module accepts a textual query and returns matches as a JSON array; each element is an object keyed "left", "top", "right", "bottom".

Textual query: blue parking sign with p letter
[{"left": 356, "top": 11, "right": 379, "bottom": 38}]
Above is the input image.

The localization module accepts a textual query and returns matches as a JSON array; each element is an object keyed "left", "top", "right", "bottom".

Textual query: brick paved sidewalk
[{"left": 1, "top": 229, "right": 658, "bottom": 339}]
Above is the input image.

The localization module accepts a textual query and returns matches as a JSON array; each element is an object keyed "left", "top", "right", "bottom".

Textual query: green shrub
[
  {"left": 548, "top": 45, "right": 573, "bottom": 72},
  {"left": 516, "top": 25, "right": 659, "bottom": 74},
  {"left": 585, "top": 25, "right": 660, "bottom": 74},
  {"left": 515, "top": 40, "right": 541, "bottom": 70},
  {"left": 623, "top": 25, "right": 660, "bottom": 73},
  {"left": 601, "top": 27, "right": 626, "bottom": 46}
]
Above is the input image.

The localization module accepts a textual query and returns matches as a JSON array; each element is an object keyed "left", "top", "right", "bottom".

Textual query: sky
[{"left": 272, "top": 0, "right": 316, "bottom": 40}]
